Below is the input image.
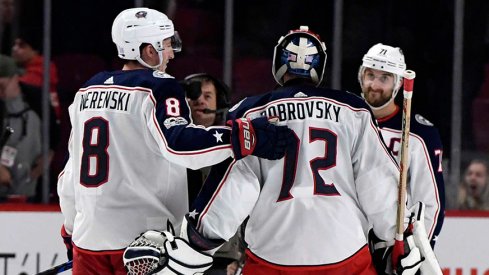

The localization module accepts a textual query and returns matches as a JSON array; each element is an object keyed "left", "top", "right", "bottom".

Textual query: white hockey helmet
[
  {"left": 111, "top": 8, "right": 182, "bottom": 69},
  {"left": 358, "top": 43, "right": 406, "bottom": 110},
  {"left": 272, "top": 26, "right": 327, "bottom": 87}
]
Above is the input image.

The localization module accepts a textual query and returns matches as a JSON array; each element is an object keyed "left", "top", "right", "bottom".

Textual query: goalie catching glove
[
  {"left": 123, "top": 221, "right": 213, "bottom": 275},
  {"left": 229, "top": 116, "right": 294, "bottom": 160}
]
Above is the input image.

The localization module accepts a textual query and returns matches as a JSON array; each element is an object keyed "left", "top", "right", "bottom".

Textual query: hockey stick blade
[{"left": 35, "top": 260, "right": 73, "bottom": 275}]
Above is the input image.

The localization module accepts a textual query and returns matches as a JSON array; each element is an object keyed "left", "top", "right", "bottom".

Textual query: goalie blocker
[{"left": 123, "top": 221, "right": 213, "bottom": 275}]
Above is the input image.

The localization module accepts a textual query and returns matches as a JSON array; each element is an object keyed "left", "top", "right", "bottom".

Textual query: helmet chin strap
[{"left": 136, "top": 50, "right": 164, "bottom": 70}]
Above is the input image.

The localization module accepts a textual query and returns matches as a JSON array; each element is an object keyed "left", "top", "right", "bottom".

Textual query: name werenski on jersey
[
  {"left": 79, "top": 90, "right": 131, "bottom": 112},
  {"left": 260, "top": 100, "right": 341, "bottom": 122}
]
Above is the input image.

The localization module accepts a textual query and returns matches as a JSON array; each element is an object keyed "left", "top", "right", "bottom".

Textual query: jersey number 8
[{"left": 80, "top": 117, "right": 109, "bottom": 187}]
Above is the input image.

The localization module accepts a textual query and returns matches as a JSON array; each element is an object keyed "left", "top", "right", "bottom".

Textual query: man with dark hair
[
  {"left": 181, "top": 73, "right": 242, "bottom": 275},
  {"left": 182, "top": 73, "right": 230, "bottom": 127},
  {"left": 11, "top": 26, "right": 62, "bottom": 120}
]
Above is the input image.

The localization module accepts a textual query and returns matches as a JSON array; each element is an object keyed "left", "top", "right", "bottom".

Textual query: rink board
[{"left": 0, "top": 207, "right": 488, "bottom": 275}]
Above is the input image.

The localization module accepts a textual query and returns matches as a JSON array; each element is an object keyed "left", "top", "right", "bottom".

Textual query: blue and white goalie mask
[{"left": 272, "top": 26, "right": 327, "bottom": 87}]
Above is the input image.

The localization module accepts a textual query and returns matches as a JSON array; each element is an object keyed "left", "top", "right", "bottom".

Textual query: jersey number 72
[{"left": 278, "top": 127, "right": 340, "bottom": 201}]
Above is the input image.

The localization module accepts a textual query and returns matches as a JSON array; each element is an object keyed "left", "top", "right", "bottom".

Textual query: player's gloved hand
[
  {"left": 124, "top": 220, "right": 213, "bottom": 275},
  {"left": 228, "top": 117, "right": 294, "bottom": 160},
  {"left": 395, "top": 234, "right": 423, "bottom": 275},
  {"left": 60, "top": 225, "right": 73, "bottom": 261},
  {"left": 369, "top": 219, "right": 424, "bottom": 275}
]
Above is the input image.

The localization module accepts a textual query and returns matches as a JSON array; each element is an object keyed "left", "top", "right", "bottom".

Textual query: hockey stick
[
  {"left": 392, "top": 70, "right": 416, "bottom": 270},
  {"left": 35, "top": 260, "right": 72, "bottom": 275}
]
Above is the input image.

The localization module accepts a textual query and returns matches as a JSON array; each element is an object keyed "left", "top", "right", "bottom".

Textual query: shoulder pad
[
  {"left": 414, "top": 114, "right": 434, "bottom": 127},
  {"left": 153, "top": 70, "right": 175, "bottom": 79}
]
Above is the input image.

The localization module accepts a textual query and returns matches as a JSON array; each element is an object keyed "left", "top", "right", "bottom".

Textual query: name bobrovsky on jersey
[
  {"left": 259, "top": 100, "right": 341, "bottom": 122},
  {"left": 79, "top": 89, "right": 132, "bottom": 112}
]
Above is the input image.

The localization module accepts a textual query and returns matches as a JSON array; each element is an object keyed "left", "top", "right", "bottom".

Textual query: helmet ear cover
[{"left": 272, "top": 26, "right": 327, "bottom": 87}]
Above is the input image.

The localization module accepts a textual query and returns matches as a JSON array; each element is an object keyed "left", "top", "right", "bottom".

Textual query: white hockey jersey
[
  {"left": 58, "top": 69, "right": 233, "bottom": 252},
  {"left": 189, "top": 83, "right": 402, "bottom": 267},
  {"left": 377, "top": 107, "right": 445, "bottom": 246}
]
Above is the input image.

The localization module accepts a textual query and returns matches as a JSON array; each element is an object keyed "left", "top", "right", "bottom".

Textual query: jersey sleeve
[
  {"left": 408, "top": 125, "right": 445, "bottom": 246},
  {"left": 352, "top": 111, "right": 401, "bottom": 241},
  {"left": 191, "top": 157, "right": 261, "bottom": 241},
  {"left": 57, "top": 129, "right": 75, "bottom": 235},
  {"left": 144, "top": 79, "right": 233, "bottom": 169}
]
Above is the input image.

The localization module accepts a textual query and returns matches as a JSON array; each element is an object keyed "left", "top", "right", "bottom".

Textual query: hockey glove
[
  {"left": 368, "top": 229, "right": 423, "bottom": 275},
  {"left": 60, "top": 225, "right": 73, "bottom": 261},
  {"left": 123, "top": 221, "right": 213, "bottom": 275},
  {"left": 228, "top": 117, "right": 293, "bottom": 160},
  {"left": 395, "top": 234, "right": 423, "bottom": 275}
]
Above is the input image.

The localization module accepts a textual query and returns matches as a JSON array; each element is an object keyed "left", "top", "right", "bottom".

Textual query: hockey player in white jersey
[
  {"left": 358, "top": 43, "right": 445, "bottom": 248},
  {"left": 161, "top": 26, "right": 426, "bottom": 275},
  {"left": 57, "top": 8, "right": 293, "bottom": 275}
]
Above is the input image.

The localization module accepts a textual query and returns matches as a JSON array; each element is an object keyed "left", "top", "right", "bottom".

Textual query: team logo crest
[
  {"left": 229, "top": 98, "right": 245, "bottom": 112},
  {"left": 164, "top": 117, "right": 188, "bottom": 129},
  {"left": 135, "top": 11, "right": 147, "bottom": 18},
  {"left": 415, "top": 114, "right": 433, "bottom": 126},
  {"left": 153, "top": 70, "right": 174, "bottom": 79}
]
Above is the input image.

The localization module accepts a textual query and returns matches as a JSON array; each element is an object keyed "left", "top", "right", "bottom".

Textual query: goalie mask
[
  {"left": 272, "top": 26, "right": 327, "bottom": 87},
  {"left": 358, "top": 43, "right": 406, "bottom": 110},
  {"left": 111, "top": 7, "right": 182, "bottom": 69}
]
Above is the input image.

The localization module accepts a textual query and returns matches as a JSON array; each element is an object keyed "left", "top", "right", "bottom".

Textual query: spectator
[
  {"left": 11, "top": 26, "right": 62, "bottom": 121},
  {"left": 0, "top": 54, "right": 42, "bottom": 201},
  {"left": 457, "top": 159, "right": 489, "bottom": 210},
  {"left": 11, "top": 26, "right": 62, "bottom": 201}
]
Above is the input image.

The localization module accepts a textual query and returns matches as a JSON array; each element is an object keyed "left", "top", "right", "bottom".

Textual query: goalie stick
[
  {"left": 35, "top": 260, "right": 72, "bottom": 275},
  {"left": 392, "top": 70, "right": 416, "bottom": 270}
]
